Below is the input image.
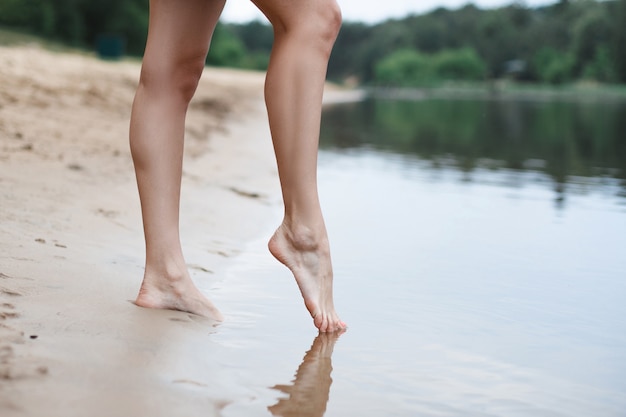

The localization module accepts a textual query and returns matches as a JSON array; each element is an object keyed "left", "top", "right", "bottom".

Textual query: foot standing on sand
[{"left": 129, "top": 0, "right": 346, "bottom": 332}]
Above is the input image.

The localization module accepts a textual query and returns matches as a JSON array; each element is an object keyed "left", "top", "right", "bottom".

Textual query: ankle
[
  {"left": 279, "top": 221, "right": 328, "bottom": 252},
  {"left": 144, "top": 253, "right": 188, "bottom": 283}
]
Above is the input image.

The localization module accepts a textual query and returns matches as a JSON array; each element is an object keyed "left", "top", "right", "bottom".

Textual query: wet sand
[{"left": 0, "top": 44, "right": 333, "bottom": 416}]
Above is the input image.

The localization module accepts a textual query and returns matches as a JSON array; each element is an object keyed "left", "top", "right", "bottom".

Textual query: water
[{"left": 212, "top": 96, "right": 626, "bottom": 417}]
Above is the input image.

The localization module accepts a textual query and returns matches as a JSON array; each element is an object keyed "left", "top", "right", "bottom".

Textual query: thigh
[
  {"left": 251, "top": 0, "right": 341, "bottom": 33},
  {"left": 143, "top": 0, "right": 225, "bottom": 67}
]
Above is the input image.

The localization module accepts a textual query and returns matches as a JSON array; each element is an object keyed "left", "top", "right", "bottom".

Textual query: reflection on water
[
  {"left": 320, "top": 95, "right": 626, "bottom": 205},
  {"left": 268, "top": 331, "right": 343, "bottom": 417}
]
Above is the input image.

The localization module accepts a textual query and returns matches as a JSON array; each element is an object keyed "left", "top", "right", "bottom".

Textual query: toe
[
  {"left": 315, "top": 313, "right": 329, "bottom": 332},
  {"left": 333, "top": 318, "right": 346, "bottom": 332}
]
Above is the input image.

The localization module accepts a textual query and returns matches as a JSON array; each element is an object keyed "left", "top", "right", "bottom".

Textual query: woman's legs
[
  {"left": 130, "top": 0, "right": 346, "bottom": 332},
  {"left": 252, "top": 0, "right": 346, "bottom": 332},
  {"left": 130, "top": 0, "right": 225, "bottom": 320}
]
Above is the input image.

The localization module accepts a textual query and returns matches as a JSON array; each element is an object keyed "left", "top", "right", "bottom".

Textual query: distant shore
[{"left": 366, "top": 81, "right": 626, "bottom": 102}]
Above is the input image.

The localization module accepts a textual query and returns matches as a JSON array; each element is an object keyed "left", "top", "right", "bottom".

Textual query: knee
[
  {"left": 318, "top": 0, "right": 342, "bottom": 47},
  {"left": 139, "top": 54, "right": 206, "bottom": 103},
  {"left": 276, "top": 0, "right": 342, "bottom": 56}
]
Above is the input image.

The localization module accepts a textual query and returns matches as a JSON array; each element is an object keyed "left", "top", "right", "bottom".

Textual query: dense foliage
[
  {"left": 331, "top": 0, "right": 626, "bottom": 85},
  {"left": 1, "top": 0, "right": 624, "bottom": 85},
  {"left": 374, "top": 48, "right": 487, "bottom": 86},
  {"left": 0, "top": 0, "right": 149, "bottom": 54}
]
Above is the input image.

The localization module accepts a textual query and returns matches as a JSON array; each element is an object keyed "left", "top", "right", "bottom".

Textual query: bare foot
[
  {"left": 135, "top": 265, "right": 224, "bottom": 321},
  {"left": 268, "top": 223, "right": 346, "bottom": 332}
]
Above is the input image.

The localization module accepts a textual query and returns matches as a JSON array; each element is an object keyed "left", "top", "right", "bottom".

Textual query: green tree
[
  {"left": 433, "top": 48, "right": 486, "bottom": 80},
  {"left": 570, "top": 5, "right": 613, "bottom": 76},
  {"left": 0, "top": 0, "right": 40, "bottom": 28},
  {"left": 329, "top": 21, "right": 371, "bottom": 82},
  {"left": 229, "top": 20, "right": 273, "bottom": 53},
  {"left": 474, "top": 8, "right": 522, "bottom": 77},
  {"left": 582, "top": 45, "right": 617, "bottom": 82},
  {"left": 206, "top": 23, "right": 247, "bottom": 67},
  {"left": 409, "top": 13, "right": 446, "bottom": 53},
  {"left": 611, "top": 0, "right": 626, "bottom": 82},
  {"left": 225, "top": 21, "right": 272, "bottom": 70},
  {"left": 357, "top": 21, "right": 414, "bottom": 83},
  {"left": 532, "top": 47, "right": 574, "bottom": 84},
  {"left": 374, "top": 49, "right": 434, "bottom": 87}
]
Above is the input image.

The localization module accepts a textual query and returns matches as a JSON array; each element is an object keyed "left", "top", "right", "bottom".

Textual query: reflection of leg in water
[{"left": 268, "top": 331, "right": 345, "bottom": 417}]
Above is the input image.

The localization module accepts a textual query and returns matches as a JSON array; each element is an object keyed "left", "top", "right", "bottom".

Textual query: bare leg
[
  {"left": 130, "top": 0, "right": 225, "bottom": 320},
  {"left": 253, "top": 0, "right": 346, "bottom": 332}
]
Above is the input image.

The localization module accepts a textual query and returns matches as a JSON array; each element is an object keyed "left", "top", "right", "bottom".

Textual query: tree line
[
  {"left": 0, "top": 0, "right": 150, "bottom": 54},
  {"left": 1, "top": 0, "right": 625, "bottom": 85},
  {"left": 329, "top": 0, "right": 626, "bottom": 85}
]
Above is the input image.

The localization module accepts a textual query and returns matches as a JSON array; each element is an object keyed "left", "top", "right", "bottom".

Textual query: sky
[{"left": 221, "top": 0, "right": 555, "bottom": 24}]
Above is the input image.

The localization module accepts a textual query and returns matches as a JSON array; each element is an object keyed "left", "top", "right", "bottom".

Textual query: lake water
[{"left": 211, "top": 95, "right": 626, "bottom": 417}]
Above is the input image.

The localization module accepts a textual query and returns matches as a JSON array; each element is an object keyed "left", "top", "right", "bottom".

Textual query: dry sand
[{"left": 0, "top": 44, "right": 299, "bottom": 416}]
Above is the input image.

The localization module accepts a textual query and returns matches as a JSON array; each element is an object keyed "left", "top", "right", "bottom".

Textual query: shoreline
[
  {"left": 0, "top": 42, "right": 365, "bottom": 417},
  {"left": 365, "top": 82, "right": 626, "bottom": 103}
]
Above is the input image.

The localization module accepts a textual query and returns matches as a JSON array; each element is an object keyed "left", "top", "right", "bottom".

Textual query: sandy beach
[{"left": 0, "top": 44, "right": 295, "bottom": 416}]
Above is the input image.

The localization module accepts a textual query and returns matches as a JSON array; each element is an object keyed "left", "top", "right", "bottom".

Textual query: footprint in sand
[
  {"left": 188, "top": 264, "right": 213, "bottom": 274},
  {"left": 0, "top": 274, "right": 22, "bottom": 297},
  {"left": 172, "top": 379, "right": 208, "bottom": 388},
  {"left": 0, "top": 302, "right": 19, "bottom": 319},
  {"left": 0, "top": 311, "right": 19, "bottom": 320},
  {"left": 168, "top": 317, "right": 191, "bottom": 323},
  {"left": 228, "top": 186, "right": 262, "bottom": 199},
  {"left": 0, "top": 286, "right": 21, "bottom": 297}
]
